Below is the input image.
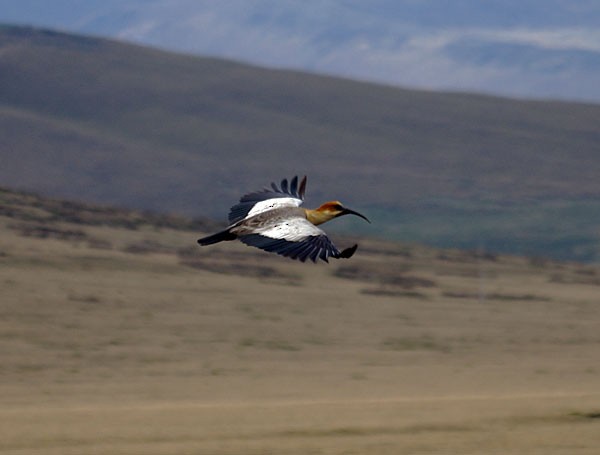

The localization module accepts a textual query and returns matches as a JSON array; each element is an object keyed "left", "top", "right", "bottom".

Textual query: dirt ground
[{"left": 1, "top": 205, "right": 600, "bottom": 454}]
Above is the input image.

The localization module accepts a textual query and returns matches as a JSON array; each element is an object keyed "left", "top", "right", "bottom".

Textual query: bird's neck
[{"left": 304, "top": 208, "right": 336, "bottom": 226}]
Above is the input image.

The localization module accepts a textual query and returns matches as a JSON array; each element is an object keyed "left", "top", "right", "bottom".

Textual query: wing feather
[
  {"left": 237, "top": 216, "right": 342, "bottom": 263},
  {"left": 228, "top": 176, "right": 307, "bottom": 224},
  {"left": 240, "top": 233, "right": 341, "bottom": 263}
]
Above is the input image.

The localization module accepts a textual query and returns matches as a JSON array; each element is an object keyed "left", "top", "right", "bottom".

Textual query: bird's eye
[{"left": 333, "top": 204, "right": 343, "bottom": 210}]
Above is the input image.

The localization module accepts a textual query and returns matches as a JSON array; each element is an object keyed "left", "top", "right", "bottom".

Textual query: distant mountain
[
  {"left": 2, "top": 1, "right": 600, "bottom": 101},
  {"left": 1, "top": 25, "right": 600, "bottom": 261}
]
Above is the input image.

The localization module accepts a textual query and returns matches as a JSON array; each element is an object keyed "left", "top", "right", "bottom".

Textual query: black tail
[{"left": 197, "top": 229, "right": 237, "bottom": 246}]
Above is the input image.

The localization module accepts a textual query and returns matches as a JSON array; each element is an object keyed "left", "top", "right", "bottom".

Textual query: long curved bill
[{"left": 341, "top": 207, "right": 371, "bottom": 223}]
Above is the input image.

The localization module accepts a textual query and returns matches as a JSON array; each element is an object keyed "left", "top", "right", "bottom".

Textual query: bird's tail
[{"left": 197, "top": 229, "right": 237, "bottom": 246}]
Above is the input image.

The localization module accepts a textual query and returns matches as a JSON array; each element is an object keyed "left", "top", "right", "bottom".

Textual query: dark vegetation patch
[
  {"left": 437, "top": 250, "right": 498, "bottom": 263},
  {"left": 549, "top": 272, "right": 600, "bottom": 286},
  {"left": 355, "top": 243, "right": 413, "bottom": 258},
  {"left": 86, "top": 237, "right": 113, "bottom": 250},
  {"left": 434, "top": 267, "right": 497, "bottom": 278},
  {"left": 360, "top": 288, "right": 427, "bottom": 299},
  {"left": 68, "top": 293, "right": 102, "bottom": 304},
  {"left": 277, "top": 422, "right": 472, "bottom": 438},
  {"left": 381, "top": 335, "right": 450, "bottom": 353},
  {"left": 334, "top": 263, "right": 435, "bottom": 289},
  {"left": 178, "top": 246, "right": 295, "bottom": 280},
  {"left": 573, "top": 411, "right": 600, "bottom": 420},
  {"left": 239, "top": 338, "right": 302, "bottom": 351},
  {"left": 442, "top": 291, "right": 551, "bottom": 302},
  {"left": 122, "top": 239, "right": 175, "bottom": 255},
  {"left": 0, "top": 187, "right": 217, "bottom": 232},
  {"left": 179, "top": 257, "right": 291, "bottom": 280},
  {"left": 11, "top": 223, "right": 87, "bottom": 241}
]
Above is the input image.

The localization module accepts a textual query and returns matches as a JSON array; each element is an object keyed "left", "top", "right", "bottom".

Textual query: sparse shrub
[
  {"left": 381, "top": 335, "right": 449, "bottom": 353},
  {"left": 87, "top": 238, "right": 113, "bottom": 250},
  {"left": 549, "top": 272, "right": 600, "bottom": 286},
  {"left": 361, "top": 288, "right": 427, "bottom": 298},
  {"left": 68, "top": 293, "right": 101, "bottom": 304},
  {"left": 334, "top": 263, "right": 435, "bottom": 289},
  {"left": 12, "top": 223, "right": 87, "bottom": 241},
  {"left": 122, "top": 239, "right": 173, "bottom": 254},
  {"left": 438, "top": 250, "right": 497, "bottom": 263}
]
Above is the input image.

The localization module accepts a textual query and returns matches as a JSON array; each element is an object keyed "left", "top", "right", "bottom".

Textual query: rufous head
[{"left": 316, "top": 201, "right": 371, "bottom": 223}]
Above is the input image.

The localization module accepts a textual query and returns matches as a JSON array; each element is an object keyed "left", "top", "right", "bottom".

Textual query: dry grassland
[{"left": 1, "top": 193, "right": 600, "bottom": 454}]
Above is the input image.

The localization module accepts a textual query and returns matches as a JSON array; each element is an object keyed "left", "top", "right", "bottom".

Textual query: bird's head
[{"left": 307, "top": 201, "right": 371, "bottom": 225}]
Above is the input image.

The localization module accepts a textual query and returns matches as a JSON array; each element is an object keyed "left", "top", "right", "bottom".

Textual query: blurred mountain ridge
[{"left": 1, "top": 24, "right": 599, "bottom": 261}]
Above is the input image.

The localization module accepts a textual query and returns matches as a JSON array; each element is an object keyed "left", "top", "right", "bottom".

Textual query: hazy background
[
  {"left": 2, "top": 0, "right": 600, "bottom": 102},
  {"left": 1, "top": 1, "right": 599, "bottom": 262}
]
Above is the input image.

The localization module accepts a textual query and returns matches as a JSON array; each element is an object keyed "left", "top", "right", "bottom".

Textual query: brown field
[{"left": 1, "top": 191, "right": 600, "bottom": 454}]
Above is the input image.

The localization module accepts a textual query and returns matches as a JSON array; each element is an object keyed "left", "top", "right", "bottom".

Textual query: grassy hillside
[
  {"left": 2, "top": 187, "right": 600, "bottom": 454},
  {"left": 1, "top": 25, "right": 600, "bottom": 261}
]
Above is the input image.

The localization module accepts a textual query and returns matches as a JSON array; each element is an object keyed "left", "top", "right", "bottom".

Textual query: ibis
[{"left": 197, "top": 176, "right": 370, "bottom": 262}]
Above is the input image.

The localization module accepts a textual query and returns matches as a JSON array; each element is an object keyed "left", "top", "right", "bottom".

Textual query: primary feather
[{"left": 228, "top": 176, "right": 306, "bottom": 224}]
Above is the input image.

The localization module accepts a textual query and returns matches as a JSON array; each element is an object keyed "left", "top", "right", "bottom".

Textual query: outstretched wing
[
  {"left": 237, "top": 216, "right": 343, "bottom": 263},
  {"left": 228, "top": 176, "right": 307, "bottom": 224}
]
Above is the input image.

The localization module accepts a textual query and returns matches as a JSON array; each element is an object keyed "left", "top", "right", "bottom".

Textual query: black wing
[
  {"left": 239, "top": 232, "right": 343, "bottom": 263},
  {"left": 228, "top": 176, "right": 307, "bottom": 224}
]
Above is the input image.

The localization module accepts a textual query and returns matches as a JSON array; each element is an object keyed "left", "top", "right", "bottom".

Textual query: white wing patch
[
  {"left": 228, "top": 176, "right": 306, "bottom": 224},
  {"left": 254, "top": 216, "right": 324, "bottom": 242},
  {"left": 244, "top": 197, "right": 303, "bottom": 221}
]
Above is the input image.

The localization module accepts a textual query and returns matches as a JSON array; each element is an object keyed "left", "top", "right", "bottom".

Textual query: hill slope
[
  {"left": 3, "top": 1, "right": 600, "bottom": 101},
  {"left": 1, "top": 25, "right": 600, "bottom": 261}
]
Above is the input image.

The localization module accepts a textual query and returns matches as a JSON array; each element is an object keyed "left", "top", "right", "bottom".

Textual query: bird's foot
[{"left": 337, "top": 244, "right": 358, "bottom": 259}]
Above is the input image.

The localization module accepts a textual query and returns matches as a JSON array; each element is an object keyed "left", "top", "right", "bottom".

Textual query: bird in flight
[{"left": 197, "top": 176, "right": 370, "bottom": 262}]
